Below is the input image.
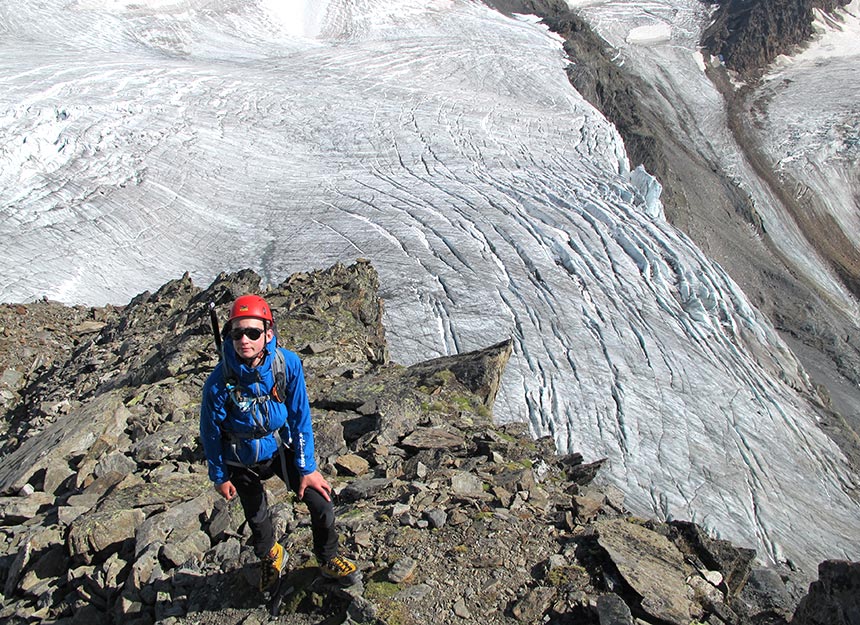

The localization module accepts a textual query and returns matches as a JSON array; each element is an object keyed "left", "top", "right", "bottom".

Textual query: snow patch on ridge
[{"left": 626, "top": 23, "right": 671, "bottom": 45}]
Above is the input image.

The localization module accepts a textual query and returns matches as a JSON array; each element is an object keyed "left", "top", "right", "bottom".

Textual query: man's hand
[
  {"left": 216, "top": 480, "right": 237, "bottom": 501},
  {"left": 298, "top": 470, "right": 332, "bottom": 502}
]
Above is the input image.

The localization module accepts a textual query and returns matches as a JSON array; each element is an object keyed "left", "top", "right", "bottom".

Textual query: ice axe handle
[{"left": 208, "top": 302, "right": 222, "bottom": 354}]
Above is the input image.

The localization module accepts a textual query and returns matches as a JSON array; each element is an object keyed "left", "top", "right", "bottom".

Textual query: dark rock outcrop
[
  {"left": 0, "top": 261, "right": 856, "bottom": 625},
  {"left": 792, "top": 560, "right": 860, "bottom": 625},
  {"left": 701, "top": 0, "right": 852, "bottom": 78}
]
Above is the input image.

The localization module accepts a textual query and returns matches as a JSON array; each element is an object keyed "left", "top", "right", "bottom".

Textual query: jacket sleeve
[
  {"left": 278, "top": 349, "right": 317, "bottom": 475},
  {"left": 200, "top": 369, "right": 229, "bottom": 484}
]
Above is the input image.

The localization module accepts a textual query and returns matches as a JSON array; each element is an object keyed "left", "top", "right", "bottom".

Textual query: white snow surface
[
  {"left": 751, "top": 0, "right": 860, "bottom": 248},
  {"left": 2, "top": 0, "right": 859, "bottom": 575}
]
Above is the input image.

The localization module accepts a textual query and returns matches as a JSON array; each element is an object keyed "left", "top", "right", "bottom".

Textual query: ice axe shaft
[{"left": 208, "top": 301, "right": 222, "bottom": 354}]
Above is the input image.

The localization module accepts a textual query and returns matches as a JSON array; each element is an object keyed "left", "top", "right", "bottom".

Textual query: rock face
[
  {"left": 792, "top": 561, "right": 860, "bottom": 625},
  {"left": 0, "top": 261, "right": 856, "bottom": 625},
  {"left": 701, "top": 0, "right": 852, "bottom": 77}
]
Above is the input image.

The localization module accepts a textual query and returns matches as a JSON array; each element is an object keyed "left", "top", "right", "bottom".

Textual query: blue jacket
[{"left": 199, "top": 334, "right": 317, "bottom": 485}]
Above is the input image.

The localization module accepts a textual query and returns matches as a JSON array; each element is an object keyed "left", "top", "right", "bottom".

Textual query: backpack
[{"left": 219, "top": 345, "right": 293, "bottom": 479}]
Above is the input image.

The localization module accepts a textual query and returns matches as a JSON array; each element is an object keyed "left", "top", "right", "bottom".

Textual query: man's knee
[{"left": 303, "top": 490, "right": 335, "bottom": 527}]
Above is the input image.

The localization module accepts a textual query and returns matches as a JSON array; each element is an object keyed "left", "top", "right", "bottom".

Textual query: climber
[{"left": 199, "top": 294, "right": 358, "bottom": 592}]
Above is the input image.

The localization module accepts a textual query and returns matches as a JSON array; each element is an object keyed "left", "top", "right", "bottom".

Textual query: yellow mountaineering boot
[
  {"left": 319, "top": 553, "right": 359, "bottom": 585},
  {"left": 259, "top": 542, "right": 286, "bottom": 592}
]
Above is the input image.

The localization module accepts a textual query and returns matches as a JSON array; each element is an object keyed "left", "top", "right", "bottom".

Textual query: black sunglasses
[{"left": 230, "top": 327, "right": 264, "bottom": 341}]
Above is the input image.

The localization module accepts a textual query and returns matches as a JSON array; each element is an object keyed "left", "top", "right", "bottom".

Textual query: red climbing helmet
[{"left": 228, "top": 294, "right": 273, "bottom": 324}]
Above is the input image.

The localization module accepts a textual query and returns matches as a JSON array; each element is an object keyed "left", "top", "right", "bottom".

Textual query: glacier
[
  {"left": 570, "top": 0, "right": 860, "bottom": 324},
  {"left": 750, "top": 0, "right": 860, "bottom": 313},
  {"left": 1, "top": 0, "right": 858, "bottom": 578}
]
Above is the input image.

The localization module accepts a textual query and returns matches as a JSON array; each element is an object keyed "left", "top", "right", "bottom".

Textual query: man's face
[{"left": 231, "top": 318, "right": 271, "bottom": 362}]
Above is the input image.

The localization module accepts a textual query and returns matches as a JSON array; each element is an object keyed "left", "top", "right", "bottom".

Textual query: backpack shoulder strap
[
  {"left": 220, "top": 344, "right": 238, "bottom": 389},
  {"left": 271, "top": 348, "right": 288, "bottom": 403}
]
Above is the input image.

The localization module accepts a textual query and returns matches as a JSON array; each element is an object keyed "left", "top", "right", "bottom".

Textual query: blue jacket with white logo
[{"left": 199, "top": 334, "right": 317, "bottom": 485}]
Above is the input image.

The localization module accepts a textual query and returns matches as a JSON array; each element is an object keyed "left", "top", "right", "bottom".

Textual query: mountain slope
[
  {"left": 0, "top": 0, "right": 858, "bottom": 577},
  {"left": 3, "top": 263, "right": 853, "bottom": 625}
]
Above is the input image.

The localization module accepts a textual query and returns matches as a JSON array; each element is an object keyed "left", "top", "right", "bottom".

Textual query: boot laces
[{"left": 323, "top": 554, "right": 356, "bottom": 577}]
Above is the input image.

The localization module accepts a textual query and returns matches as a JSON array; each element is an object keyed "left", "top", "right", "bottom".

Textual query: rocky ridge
[{"left": 0, "top": 260, "right": 858, "bottom": 625}]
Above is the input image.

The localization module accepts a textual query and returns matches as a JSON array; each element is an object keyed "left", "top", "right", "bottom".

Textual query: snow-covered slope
[
  {"left": 1, "top": 0, "right": 858, "bottom": 576},
  {"left": 567, "top": 0, "right": 860, "bottom": 323},
  {"left": 750, "top": 0, "right": 860, "bottom": 298}
]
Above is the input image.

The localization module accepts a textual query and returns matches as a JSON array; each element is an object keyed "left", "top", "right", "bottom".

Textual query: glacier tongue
[{"left": 1, "top": 0, "right": 858, "bottom": 575}]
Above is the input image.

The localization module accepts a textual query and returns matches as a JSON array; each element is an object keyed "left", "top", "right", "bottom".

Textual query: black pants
[{"left": 229, "top": 446, "right": 339, "bottom": 561}]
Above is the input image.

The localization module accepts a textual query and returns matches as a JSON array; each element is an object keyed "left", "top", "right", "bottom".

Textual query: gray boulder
[
  {"left": 596, "top": 518, "right": 697, "bottom": 625},
  {"left": 792, "top": 560, "right": 860, "bottom": 625},
  {"left": 67, "top": 508, "right": 146, "bottom": 565},
  {"left": 0, "top": 391, "right": 131, "bottom": 494}
]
